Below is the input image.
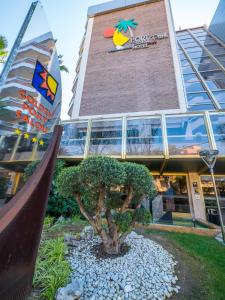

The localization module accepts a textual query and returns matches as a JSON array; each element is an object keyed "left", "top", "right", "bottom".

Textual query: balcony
[{"left": 1, "top": 111, "right": 225, "bottom": 173}]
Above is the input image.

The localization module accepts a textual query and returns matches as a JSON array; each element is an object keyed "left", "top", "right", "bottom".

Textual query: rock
[
  {"left": 64, "top": 234, "right": 80, "bottom": 247},
  {"left": 80, "top": 226, "right": 95, "bottom": 240},
  {"left": 55, "top": 280, "right": 83, "bottom": 300},
  {"left": 56, "top": 216, "right": 66, "bottom": 223},
  {"left": 124, "top": 284, "right": 133, "bottom": 293},
  {"left": 67, "top": 231, "right": 179, "bottom": 300}
]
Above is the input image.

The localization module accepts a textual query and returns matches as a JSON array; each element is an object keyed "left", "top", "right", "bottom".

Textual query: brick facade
[{"left": 79, "top": 0, "right": 180, "bottom": 116}]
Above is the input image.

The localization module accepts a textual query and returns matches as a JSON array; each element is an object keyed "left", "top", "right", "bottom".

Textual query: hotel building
[{"left": 1, "top": 0, "right": 225, "bottom": 227}]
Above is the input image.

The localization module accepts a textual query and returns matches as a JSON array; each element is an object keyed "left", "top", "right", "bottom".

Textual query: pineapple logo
[{"left": 103, "top": 18, "right": 138, "bottom": 51}]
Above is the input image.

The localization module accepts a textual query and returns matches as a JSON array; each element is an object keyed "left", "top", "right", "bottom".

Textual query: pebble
[{"left": 61, "top": 230, "right": 180, "bottom": 299}]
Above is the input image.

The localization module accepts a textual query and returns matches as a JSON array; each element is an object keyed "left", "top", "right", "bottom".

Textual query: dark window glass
[
  {"left": 185, "top": 81, "right": 205, "bottom": 92},
  {"left": 216, "top": 55, "right": 225, "bottom": 62},
  {"left": 200, "top": 70, "right": 225, "bottom": 80},
  {"left": 210, "top": 48, "right": 225, "bottom": 56},
  {"left": 205, "top": 79, "right": 225, "bottom": 90},
  {"left": 195, "top": 62, "right": 220, "bottom": 72},
  {"left": 183, "top": 73, "right": 199, "bottom": 82},
  {"left": 186, "top": 92, "right": 212, "bottom": 105}
]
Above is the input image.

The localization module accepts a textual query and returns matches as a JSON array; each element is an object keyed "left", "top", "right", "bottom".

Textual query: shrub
[
  {"left": 33, "top": 237, "right": 70, "bottom": 300},
  {"left": 56, "top": 156, "right": 156, "bottom": 255},
  {"left": 23, "top": 160, "right": 81, "bottom": 218}
]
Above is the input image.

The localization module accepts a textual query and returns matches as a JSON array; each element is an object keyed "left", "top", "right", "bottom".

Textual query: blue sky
[{"left": 0, "top": 0, "right": 220, "bottom": 119}]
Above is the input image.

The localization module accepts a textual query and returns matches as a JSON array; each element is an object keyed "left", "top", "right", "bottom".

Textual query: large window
[
  {"left": 126, "top": 118, "right": 163, "bottom": 156},
  {"left": 166, "top": 115, "right": 210, "bottom": 155},
  {"left": 210, "top": 113, "right": 225, "bottom": 155},
  {"left": 59, "top": 122, "right": 88, "bottom": 156},
  {"left": 89, "top": 120, "right": 122, "bottom": 156}
]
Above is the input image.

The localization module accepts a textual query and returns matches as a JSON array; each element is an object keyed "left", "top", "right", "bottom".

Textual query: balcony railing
[{"left": 1, "top": 111, "right": 225, "bottom": 163}]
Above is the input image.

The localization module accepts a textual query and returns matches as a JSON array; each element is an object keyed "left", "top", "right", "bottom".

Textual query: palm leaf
[{"left": 0, "top": 35, "right": 8, "bottom": 51}]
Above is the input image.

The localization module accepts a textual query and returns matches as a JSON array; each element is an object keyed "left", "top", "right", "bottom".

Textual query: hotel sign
[{"left": 103, "top": 18, "right": 168, "bottom": 53}]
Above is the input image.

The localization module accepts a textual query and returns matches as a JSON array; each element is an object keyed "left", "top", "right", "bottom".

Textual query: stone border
[{"left": 135, "top": 223, "right": 221, "bottom": 237}]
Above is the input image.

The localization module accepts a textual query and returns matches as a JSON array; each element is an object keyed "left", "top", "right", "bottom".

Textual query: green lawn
[{"left": 145, "top": 230, "right": 225, "bottom": 300}]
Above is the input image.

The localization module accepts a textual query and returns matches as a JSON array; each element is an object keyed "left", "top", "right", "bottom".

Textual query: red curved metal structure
[{"left": 0, "top": 125, "right": 62, "bottom": 300}]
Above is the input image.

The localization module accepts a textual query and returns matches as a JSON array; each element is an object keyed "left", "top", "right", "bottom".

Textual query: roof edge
[{"left": 87, "top": 0, "right": 163, "bottom": 17}]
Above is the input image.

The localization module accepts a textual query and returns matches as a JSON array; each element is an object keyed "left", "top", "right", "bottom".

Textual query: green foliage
[
  {"left": 23, "top": 160, "right": 82, "bottom": 218},
  {"left": 114, "top": 211, "right": 133, "bottom": 232},
  {"left": 23, "top": 160, "right": 40, "bottom": 182},
  {"left": 33, "top": 237, "right": 71, "bottom": 300},
  {"left": 0, "top": 35, "right": 8, "bottom": 60},
  {"left": 56, "top": 156, "right": 156, "bottom": 236},
  {"left": 0, "top": 175, "right": 7, "bottom": 199},
  {"left": 135, "top": 207, "right": 151, "bottom": 224},
  {"left": 146, "top": 230, "right": 225, "bottom": 300},
  {"left": 122, "top": 162, "right": 156, "bottom": 199}
]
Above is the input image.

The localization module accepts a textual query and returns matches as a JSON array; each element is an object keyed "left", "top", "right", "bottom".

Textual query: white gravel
[{"left": 68, "top": 231, "right": 180, "bottom": 300}]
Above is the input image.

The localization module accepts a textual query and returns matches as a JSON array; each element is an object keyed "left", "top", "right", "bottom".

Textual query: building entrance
[
  {"left": 200, "top": 176, "right": 225, "bottom": 225},
  {"left": 152, "top": 175, "right": 191, "bottom": 224}
]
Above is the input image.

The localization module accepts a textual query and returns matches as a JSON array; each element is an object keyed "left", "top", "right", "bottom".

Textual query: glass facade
[{"left": 177, "top": 27, "right": 225, "bottom": 111}]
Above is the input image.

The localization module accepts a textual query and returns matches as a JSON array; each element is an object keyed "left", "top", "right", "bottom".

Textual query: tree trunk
[{"left": 102, "top": 236, "right": 121, "bottom": 255}]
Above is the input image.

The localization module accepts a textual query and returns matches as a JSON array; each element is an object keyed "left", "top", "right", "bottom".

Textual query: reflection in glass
[
  {"left": 89, "top": 120, "right": 122, "bottom": 156},
  {"left": 186, "top": 92, "right": 212, "bottom": 105},
  {"left": 212, "top": 91, "right": 225, "bottom": 105},
  {"left": 201, "top": 175, "right": 225, "bottom": 224},
  {"left": 166, "top": 115, "right": 210, "bottom": 155},
  {"left": 59, "top": 123, "right": 88, "bottom": 156},
  {"left": 205, "top": 79, "right": 225, "bottom": 90},
  {"left": 210, "top": 114, "right": 225, "bottom": 155},
  {"left": 183, "top": 73, "right": 199, "bottom": 82},
  {"left": 126, "top": 118, "right": 163, "bottom": 156},
  {"left": 185, "top": 81, "right": 205, "bottom": 93}
]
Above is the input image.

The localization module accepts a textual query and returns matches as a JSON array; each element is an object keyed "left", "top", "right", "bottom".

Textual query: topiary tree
[
  {"left": 23, "top": 160, "right": 81, "bottom": 218},
  {"left": 56, "top": 156, "right": 156, "bottom": 255}
]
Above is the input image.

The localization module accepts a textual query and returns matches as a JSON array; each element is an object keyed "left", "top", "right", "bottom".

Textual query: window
[
  {"left": 186, "top": 92, "right": 212, "bottom": 105},
  {"left": 188, "top": 103, "right": 215, "bottom": 111},
  {"left": 166, "top": 115, "right": 210, "bottom": 155},
  {"left": 212, "top": 91, "right": 225, "bottom": 105},
  {"left": 186, "top": 46, "right": 203, "bottom": 53},
  {"left": 180, "top": 59, "right": 190, "bottom": 67},
  {"left": 179, "top": 53, "right": 186, "bottom": 60},
  {"left": 89, "top": 120, "right": 122, "bottom": 156},
  {"left": 181, "top": 42, "right": 199, "bottom": 49},
  {"left": 126, "top": 118, "right": 163, "bottom": 156},
  {"left": 205, "top": 79, "right": 225, "bottom": 90},
  {"left": 210, "top": 114, "right": 225, "bottom": 155},
  {"left": 200, "top": 70, "right": 225, "bottom": 81},
  {"left": 59, "top": 122, "right": 88, "bottom": 156},
  {"left": 183, "top": 73, "right": 199, "bottom": 82},
  {"left": 182, "top": 65, "right": 194, "bottom": 74},
  {"left": 179, "top": 38, "right": 195, "bottom": 44},
  {"left": 195, "top": 61, "right": 220, "bottom": 72},
  {"left": 188, "top": 51, "right": 208, "bottom": 59},
  {"left": 185, "top": 81, "right": 205, "bottom": 93},
  {"left": 191, "top": 29, "right": 206, "bottom": 34}
]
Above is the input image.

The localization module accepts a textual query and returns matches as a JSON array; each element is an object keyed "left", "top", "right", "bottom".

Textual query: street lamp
[{"left": 199, "top": 150, "right": 225, "bottom": 242}]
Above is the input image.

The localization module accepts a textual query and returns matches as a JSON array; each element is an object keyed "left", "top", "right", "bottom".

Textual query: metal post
[{"left": 210, "top": 167, "right": 225, "bottom": 242}]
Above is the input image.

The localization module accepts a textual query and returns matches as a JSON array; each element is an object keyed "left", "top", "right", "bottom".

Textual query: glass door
[
  {"left": 200, "top": 176, "right": 225, "bottom": 225},
  {"left": 152, "top": 175, "right": 190, "bottom": 225}
]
